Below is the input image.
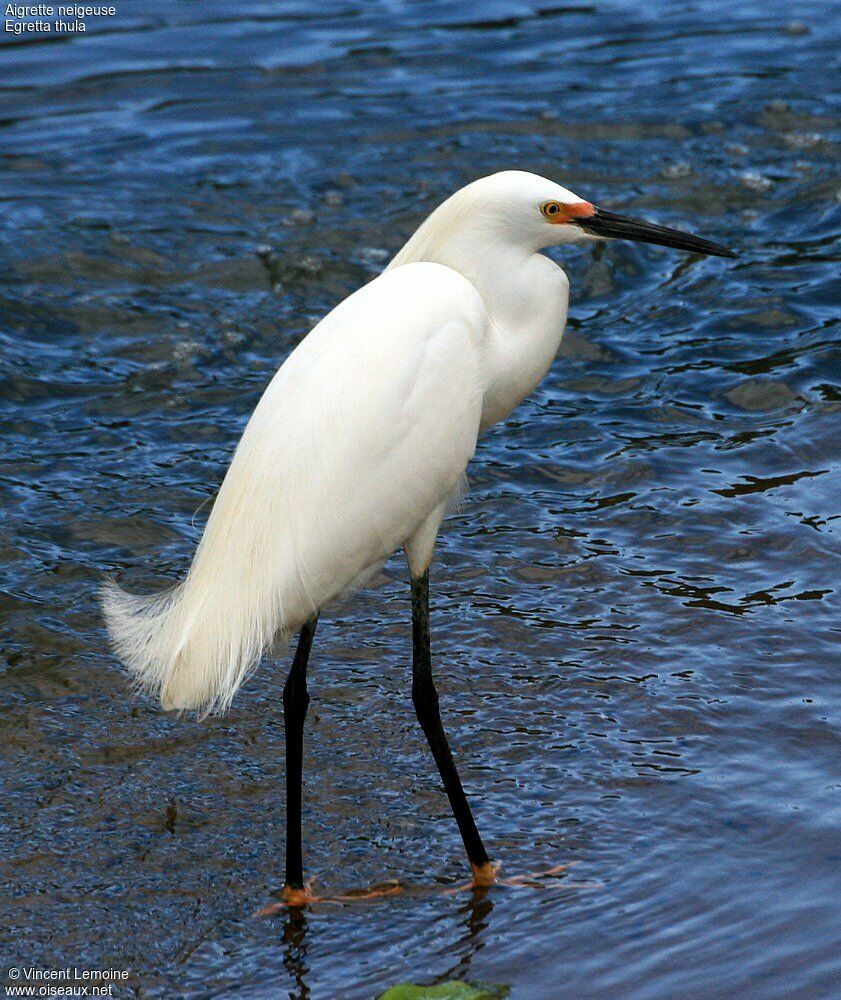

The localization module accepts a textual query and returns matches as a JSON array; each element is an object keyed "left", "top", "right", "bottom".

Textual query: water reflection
[
  {"left": 265, "top": 889, "right": 499, "bottom": 1000},
  {"left": 281, "top": 909, "right": 311, "bottom": 1000},
  {"left": 434, "top": 891, "right": 496, "bottom": 988}
]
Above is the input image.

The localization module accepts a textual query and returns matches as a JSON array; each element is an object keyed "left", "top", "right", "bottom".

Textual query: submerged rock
[{"left": 724, "top": 378, "right": 799, "bottom": 411}]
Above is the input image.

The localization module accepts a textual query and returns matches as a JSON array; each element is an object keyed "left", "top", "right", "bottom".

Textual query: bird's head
[{"left": 438, "top": 170, "right": 736, "bottom": 259}]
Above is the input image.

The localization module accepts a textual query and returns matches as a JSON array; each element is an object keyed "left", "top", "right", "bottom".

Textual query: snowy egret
[{"left": 103, "top": 170, "right": 735, "bottom": 904}]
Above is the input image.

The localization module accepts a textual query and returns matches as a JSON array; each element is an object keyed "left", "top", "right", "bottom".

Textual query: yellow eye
[{"left": 541, "top": 201, "right": 562, "bottom": 219}]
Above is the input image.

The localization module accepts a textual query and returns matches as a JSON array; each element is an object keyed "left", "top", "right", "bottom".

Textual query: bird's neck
[
  {"left": 474, "top": 251, "right": 570, "bottom": 429},
  {"left": 390, "top": 234, "right": 569, "bottom": 430}
]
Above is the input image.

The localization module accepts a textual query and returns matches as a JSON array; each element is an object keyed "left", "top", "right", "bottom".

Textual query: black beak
[{"left": 575, "top": 207, "right": 736, "bottom": 259}]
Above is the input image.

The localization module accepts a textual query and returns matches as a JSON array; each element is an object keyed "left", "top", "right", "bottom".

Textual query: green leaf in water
[{"left": 378, "top": 981, "right": 509, "bottom": 1000}]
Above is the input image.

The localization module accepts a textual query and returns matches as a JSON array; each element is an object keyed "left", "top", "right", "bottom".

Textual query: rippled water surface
[{"left": 1, "top": 1, "right": 840, "bottom": 997}]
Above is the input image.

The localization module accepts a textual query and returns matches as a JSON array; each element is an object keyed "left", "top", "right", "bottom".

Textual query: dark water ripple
[{"left": 1, "top": 1, "right": 839, "bottom": 997}]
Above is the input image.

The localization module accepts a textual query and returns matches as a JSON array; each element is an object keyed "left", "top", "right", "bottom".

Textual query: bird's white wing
[{"left": 103, "top": 261, "right": 490, "bottom": 714}]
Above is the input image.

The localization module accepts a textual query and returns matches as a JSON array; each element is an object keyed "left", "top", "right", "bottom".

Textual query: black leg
[
  {"left": 283, "top": 614, "right": 318, "bottom": 892},
  {"left": 411, "top": 571, "right": 493, "bottom": 881}
]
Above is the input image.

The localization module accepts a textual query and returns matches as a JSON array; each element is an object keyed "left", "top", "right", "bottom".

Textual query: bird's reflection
[
  {"left": 435, "top": 887, "right": 495, "bottom": 985},
  {"left": 276, "top": 886, "right": 495, "bottom": 999},
  {"left": 281, "top": 907, "right": 311, "bottom": 1000}
]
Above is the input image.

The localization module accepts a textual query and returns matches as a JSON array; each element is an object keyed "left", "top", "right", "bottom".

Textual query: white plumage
[
  {"left": 104, "top": 262, "right": 489, "bottom": 714},
  {"left": 103, "top": 169, "right": 732, "bottom": 716}
]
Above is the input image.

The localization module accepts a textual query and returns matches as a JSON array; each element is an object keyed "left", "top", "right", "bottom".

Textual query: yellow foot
[
  {"left": 446, "top": 862, "right": 585, "bottom": 896},
  {"left": 254, "top": 879, "right": 403, "bottom": 916},
  {"left": 330, "top": 880, "right": 404, "bottom": 903},
  {"left": 498, "top": 863, "right": 571, "bottom": 888},
  {"left": 470, "top": 861, "right": 499, "bottom": 888},
  {"left": 255, "top": 881, "right": 320, "bottom": 916}
]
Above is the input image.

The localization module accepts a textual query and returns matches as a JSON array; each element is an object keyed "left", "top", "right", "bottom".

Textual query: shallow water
[{"left": 1, "top": 1, "right": 839, "bottom": 997}]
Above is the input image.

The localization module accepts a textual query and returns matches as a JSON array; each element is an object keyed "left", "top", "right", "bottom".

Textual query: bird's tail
[
  {"left": 101, "top": 404, "right": 318, "bottom": 716},
  {"left": 101, "top": 578, "right": 193, "bottom": 710},
  {"left": 101, "top": 548, "right": 281, "bottom": 717}
]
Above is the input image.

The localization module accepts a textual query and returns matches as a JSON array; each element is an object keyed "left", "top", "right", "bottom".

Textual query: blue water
[{"left": 1, "top": 2, "right": 839, "bottom": 997}]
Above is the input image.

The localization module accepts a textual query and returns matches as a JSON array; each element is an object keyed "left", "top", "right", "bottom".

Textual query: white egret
[{"left": 103, "top": 170, "right": 735, "bottom": 905}]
